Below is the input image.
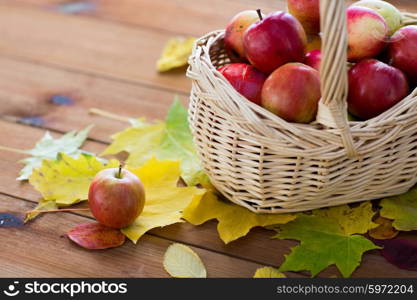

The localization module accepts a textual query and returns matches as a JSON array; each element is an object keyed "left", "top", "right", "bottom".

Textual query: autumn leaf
[
  {"left": 102, "top": 100, "right": 207, "bottom": 186},
  {"left": 372, "top": 238, "right": 417, "bottom": 271},
  {"left": 163, "top": 243, "right": 207, "bottom": 278},
  {"left": 29, "top": 153, "right": 119, "bottom": 206},
  {"left": 24, "top": 200, "right": 58, "bottom": 223},
  {"left": 102, "top": 122, "right": 165, "bottom": 167},
  {"left": 18, "top": 125, "right": 94, "bottom": 180},
  {"left": 253, "top": 267, "right": 286, "bottom": 278},
  {"left": 380, "top": 188, "right": 417, "bottom": 231},
  {"left": 368, "top": 216, "right": 399, "bottom": 240},
  {"left": 182, "top": 192, "right": 295, "bottom": 244},
  {"left": 121, "top": 158, "right": 206, "bottom": 243},
  {"left": 156, "top": 37, "right": 196, "bottom": 72},
  {"left": 274, "top": 202, "right": 380, "bottom": 278},
  {"left": 156, "top": 99, "right": 207, "bottom": 186},
  {"left": 67, "top": 223, "right": 126, "bottom": 250}
]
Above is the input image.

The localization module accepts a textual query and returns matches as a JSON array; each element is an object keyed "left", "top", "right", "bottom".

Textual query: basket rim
[{"left": 188, "top": 29, "right": 417, "bottom": 157}]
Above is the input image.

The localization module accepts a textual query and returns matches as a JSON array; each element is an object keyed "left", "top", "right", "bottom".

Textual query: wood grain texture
[
  {"left": 1, "top": 0, "right": 417, "bottom": 278},
  {"left": 0, "top": 120, "right": 416, "bottom": 277},
  {"left": 0, "top": 57, "right": 187, "bottom": 143},
  {"left": 0, "top": 4, "right": 190, "bottom": 93},
  {"left": 0, "top": 194, "right": 264, "bottom": 277},
  {"left": 5, "top": 0, "right": 417, "bottom": 36},
  {"left": 1, "top": 0, "right": 280, "bottom": 36}
]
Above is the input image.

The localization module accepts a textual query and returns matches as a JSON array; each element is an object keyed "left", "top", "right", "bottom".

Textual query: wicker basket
[{"left": 187, "top": 0, "right": 417, "bottom": 213}]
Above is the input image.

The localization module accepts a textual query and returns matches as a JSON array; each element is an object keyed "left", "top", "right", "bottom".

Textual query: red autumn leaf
[
  {"left": 372, "top": 238, "right": 417, "bottom": 271},
  {"left": 67, "top": 223, "right": 125, "bottom": 250}
]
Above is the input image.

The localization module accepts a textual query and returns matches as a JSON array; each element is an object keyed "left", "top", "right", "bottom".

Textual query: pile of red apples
[{"left": 219, "top": 0, "right": 417, "bottom": 123}]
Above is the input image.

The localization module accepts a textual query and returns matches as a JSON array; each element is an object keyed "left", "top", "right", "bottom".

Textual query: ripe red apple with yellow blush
[
  {"left": 218, "top": 63, "right": 267, "bottom": 106},
  {"left": 304, "top": 49, "right": 321, "bottom": 71},
  {"left": 261, "top": 63, "right": 321, "bottom": 123},
  {"left": 388, "top": 25, "right": 417, "bottom": 87},
  {"left": 224, "top": 10, "right": 265, "bottom": 60},
  {"left": 287, "top": 0, "right": 320, "bottom": 35},
  {"left": 351, "top": 0, "right": 402, "bottom": 36},
  {"left": 347, "top": 6, "right": 388, "bottom": 62},
  {"left": 89, "top": 166, "right": 145, "bottom": 229},
  {"left": 244, "top": 11, "right": 307, "bottom": 74},
  {"left": 348, "top": 59, "right": 409, "bottom": 120}
]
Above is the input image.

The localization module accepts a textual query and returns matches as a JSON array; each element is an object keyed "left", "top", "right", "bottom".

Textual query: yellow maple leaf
[
  {"left": 122, "top": 157, "right": 206, "bottom": 243},
  {"left": 29, "top": 153, "right": 119, "bottom": 205},
  {"left": 24, "top": 200, "right": 58, "bottom": 223},
  {"left": 101, "top": 122, "right": 165, "bottom": 167},
  {"left": 156, "top": 37, "right": 196, "bottom": 72},
  {"left": 182, "top": 192, "right": 296, "bottom": 244},
  {"left": 253, "top": 267, "right": 286, "bottom": 278}
]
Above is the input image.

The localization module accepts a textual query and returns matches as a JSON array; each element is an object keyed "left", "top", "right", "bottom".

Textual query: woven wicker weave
[{"left": 187, "top": 0, "right": 417, "bottom": 213}]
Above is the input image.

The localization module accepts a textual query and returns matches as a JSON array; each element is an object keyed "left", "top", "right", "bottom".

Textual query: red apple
[
  {"left": 261, "top": 63, "right": 321, "bottom": 123},
  {"left": 288, "top": 0, "right": 320, "bottom": 35},
  {"left": 243, "top": 11, "right": 307, "bottom": 74},
  {"left": 304, "top": 49, "right": 321, "bottom": 71},
  {"left": 89, "top": 166, "right": 146, "bottom": 229},
  {"left": 218, "top": 63, "right": 267, "bottom": 106},
  {"left": 347, "top": 6, "right": 388, "bottom": 62},
  {"left": 224, "top": 10, "right": 264, "bottom": 60},
  {"left": 348, "top": 59, "right": 409, "bottom": 120},
  {"left": 388, "top": 25, "right": 417, "bottom": 86}
]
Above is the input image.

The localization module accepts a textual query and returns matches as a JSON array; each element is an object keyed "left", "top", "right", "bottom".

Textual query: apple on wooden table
[{"left": 89, "top": 166, "right": 146, "bottom": 229}]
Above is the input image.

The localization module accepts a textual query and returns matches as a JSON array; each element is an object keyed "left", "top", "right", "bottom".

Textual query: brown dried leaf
[
  {"left": 368, "top": 216, "right": 399, "bottom": 240},
  {"left": 67, "top": 223, "right": 125, "bottom": 250}
]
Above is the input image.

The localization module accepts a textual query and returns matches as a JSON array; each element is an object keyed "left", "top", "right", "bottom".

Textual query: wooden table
[{"left": 0, "top": 0, "right": 416, "bottom": 278}]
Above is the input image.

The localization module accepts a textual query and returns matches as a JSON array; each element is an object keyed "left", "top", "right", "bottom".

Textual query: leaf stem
[
  {"left": 26, "top": 208, "right": 90, "bottom": 214},
  {"left": 0, "top": 145, "right": 28, "bottom": 155},
  {"left": 89, "top": 108, "right": 131, "bottom": 123}
]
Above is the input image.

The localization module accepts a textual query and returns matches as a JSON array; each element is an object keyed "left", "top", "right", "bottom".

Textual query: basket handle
[{"left": 316, "top": 0, "right": 358, "bottom": 158}]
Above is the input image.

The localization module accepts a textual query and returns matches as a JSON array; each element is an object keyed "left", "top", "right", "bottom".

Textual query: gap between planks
[{"left": 0, "top": 120, "right": 416, "bottom": 277}]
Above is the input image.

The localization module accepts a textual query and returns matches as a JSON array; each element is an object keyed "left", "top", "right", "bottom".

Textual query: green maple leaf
[
  {"left": 380, "top": 187, "right": 417, "bottom": 231},
  {"left": 102, "top": 99, "right": 207, "bottom": 186},
  {"left": 18, "top": 125, "right": 94, "bottom": 180},
  {"left": 274, "top": 202, "right": 380, "bottom": 278}
]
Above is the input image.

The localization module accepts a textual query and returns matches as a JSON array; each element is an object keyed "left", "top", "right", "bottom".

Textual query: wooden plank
[
  {"left": 0, "top": 57, "right": 187, "bottom": 144},
  {"left": 0, "top": 120, "right": 416, "bottom": 277},
  {"left": 0, "top": 3, "right": 190, "bottom": 94},
  {"left": 5, "top": 0, "right": 416, "bottom": 38},
  {"left": 3, "top": 0, "right": 280, "bottom": 36},
  {"left": 0, "top": 194, "right": 264, "bottom": 277}
]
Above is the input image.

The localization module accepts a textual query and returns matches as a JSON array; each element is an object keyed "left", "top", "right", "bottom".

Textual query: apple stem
[
  {"left": 256, "top": 9, "right": 263, "bottom": 21},
  {"left": 117, "top": 164, "right": 123, "bottom": 179}
]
